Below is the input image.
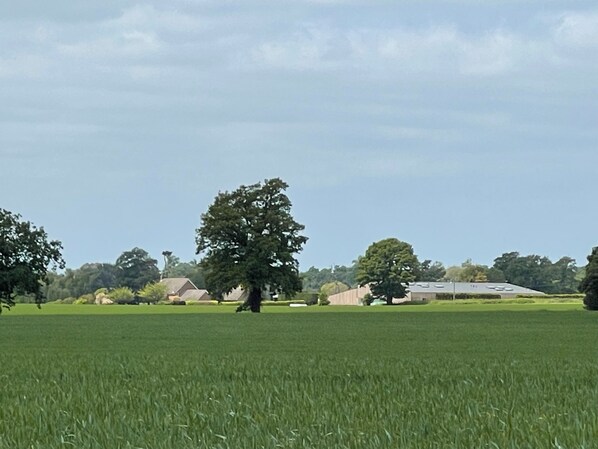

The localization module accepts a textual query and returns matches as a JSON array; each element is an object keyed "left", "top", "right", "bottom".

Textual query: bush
[
  {"left": 361, "top": 293, "right": 374, "bottom": 306},
  {"left": 318, "top": 291, "right": 330, "bottom": 306},
  {"left": 108, "top": 287, "right": 135, "bottom": 304},
  {"left": 517, "top": 294, "right": 583, "bottom": 299},
  {"left": 281, "top": 292, "right": 318, "bottom": 304}
]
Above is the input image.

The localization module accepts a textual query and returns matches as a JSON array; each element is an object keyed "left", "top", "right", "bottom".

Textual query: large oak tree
[
  {"left": 356, "top": 238, "right": 418, "bottom": 305},
  {"left": 195, "top": 178, "right": 307, "bottom": 312},
  {"left": 0, "top": 208, "right": 64, "bottom": 313}
]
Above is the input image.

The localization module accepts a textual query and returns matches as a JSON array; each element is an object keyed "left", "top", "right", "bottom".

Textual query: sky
[{"left": 1, "top": 0, "right": 597, "bottom": 272}]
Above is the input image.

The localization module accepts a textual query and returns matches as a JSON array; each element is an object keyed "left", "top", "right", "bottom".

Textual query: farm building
[
  {"left": 327, "top": 282, "right": 546, "bottom": 305},
  {"left": 159, "top": 277, "right": 211, "bottom": 301}
]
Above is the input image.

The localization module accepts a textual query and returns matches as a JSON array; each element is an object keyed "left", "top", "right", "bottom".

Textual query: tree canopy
[
  {"left": 356, "top": 238, "right": 418, "bottom": 305},
  {"left": 493, "top": 252, "right": 579, "bottom": 293},
  {"left": 195, "top": 178, "right": 308, "bottom": 312},
  {"left": 580, "top": 247, "right": 598, "bottom": 310},
  {"left": 0, "top": 209, "right": 64, "bottom": 312},
  {"left": 115, "top": 247, "right": 160, "bottom": 292}
]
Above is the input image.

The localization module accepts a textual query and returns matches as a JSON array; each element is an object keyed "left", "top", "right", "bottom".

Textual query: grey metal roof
[{"left": 408, "top": 282, "right": 545, "bottom": 295}]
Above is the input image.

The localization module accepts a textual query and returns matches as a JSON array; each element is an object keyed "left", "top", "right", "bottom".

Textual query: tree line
[
  {"left": 1, "top": 178, "right": 598, "bottom": 313},
  {"left": 42, "top": 249, "right": 206, "bottom": 302},
  {"left": 301, "top": 253, "right": 582, "bottom": 295}
]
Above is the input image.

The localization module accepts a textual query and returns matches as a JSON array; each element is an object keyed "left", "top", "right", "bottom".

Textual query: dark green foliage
[
  {"left": 0, "top": 209, "right": 64, "bottom": 312},
  {"left": 580, "top": 247, "right": 598, "bottom": 310},
  {"left": 115, "top": 248, "right": 160, "bottom": 292},
  {"left": 493, "top": 252, "right": 579, "bottom": 294},
  {"left": 436, "top": 293, "right": 502, "bottom": 300},
  {"left": 362, "top": 293, "right": 374, "bottom": 305},
  {"left": 356, "top": 238, "right": 418, "bottom": 305},
  {"left": 318, "top": 291, "right": 330, "bottom": 305},
  {"left": 415, "top": 260, "right": 446, "bottom": 281},
  {"left": 44, "top": 263, "right": 118, "bottom": 300},
  {"left": 196, "top": 178, "right": 307, "bottom": 313}
]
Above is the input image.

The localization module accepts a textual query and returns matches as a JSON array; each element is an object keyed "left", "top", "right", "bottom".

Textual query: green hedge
[
  {"left": 517, "top": 294, "right": 583, "bottom": 299},
  {"left": 436, "top": 293, "right": 502, "bottom": 300}
]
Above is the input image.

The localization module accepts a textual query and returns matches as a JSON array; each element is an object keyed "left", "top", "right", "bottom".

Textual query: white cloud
[
  {"left": 105, "top": 4, "right": 205, "bottom": 34},
  {"left": 554, "top": 11, "right": 598, "bottom": 47},
  {"left": 246, "top": 24, "right": 543, "bottom": 77}
]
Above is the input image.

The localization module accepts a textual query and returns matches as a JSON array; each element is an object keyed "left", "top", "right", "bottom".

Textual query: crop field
[{"left": 1, "top": 304, "right": 597, "bottom": 449}]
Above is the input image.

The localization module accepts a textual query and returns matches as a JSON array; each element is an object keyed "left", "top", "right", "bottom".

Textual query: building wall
[{"left": 327, "top": 286, "right": 370, "bottom": 305}]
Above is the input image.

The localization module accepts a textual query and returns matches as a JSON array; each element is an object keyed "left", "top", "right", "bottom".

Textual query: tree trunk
[
  {"left": 248, "top": 287, "right": 262, "bottom": 313},
  {"left": 386, "top": 295, "right": 393, "bottom": 305}
]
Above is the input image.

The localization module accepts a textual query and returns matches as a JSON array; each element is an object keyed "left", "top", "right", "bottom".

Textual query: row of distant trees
[
  {"left": 42, "top": 249, "right": 206, "bottom": 302},
  {"left": 39, "top": 247, "right": 582, "bottom": 304},
  {"left": 2, "top": 178, "right": 597, "bottom": 313},
  {"left": 302, "top": 253, "right": 583, "bottom": 295}
]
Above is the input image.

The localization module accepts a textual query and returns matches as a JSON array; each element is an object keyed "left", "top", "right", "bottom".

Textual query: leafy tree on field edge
[
  {"left": 356, "top": 238, "right": 419, "bottom": 305},
  {"left": 196, "top": 178, "right": 308, "bottom": 313},
  {"left": 0, "top": 209, "right": 64, "bottom": 313}
]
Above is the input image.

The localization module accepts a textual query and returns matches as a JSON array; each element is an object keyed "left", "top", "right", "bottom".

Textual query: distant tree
[
  {"left": 196, "top": 178, "right": 308, "bottom": 313},
  {"left": 162, "top": 256, "right": 206, "bottom": 289},
  {"left": 138, "top": 282, "right": 168, "bottom": 304},
  {"left": 549, "top": 256, "right": 579, "bottom": 294},
  {"left": 443, "top": 265, "right": 463, "bottom": 282},
  {"left": 486, "top": 267, "right": 506, "bottom": 283},
  {"left": 356, "top": 238, "right": 418, "bottom": 305},
  {"left": 0, "top": 209, "right": 65, "bottom": 312},
  {"left": 320, "top": 281, "right": 349, "bottom": 297},
  {"left": 580, "top": 247, "right": 598, "bottom": 310},
  {"left": 493, "top": 252, "right": 577, "bottom": 293},
  {"left": 301, "top": 264, "right": 356, "bottom": 292},
  {"left": 458, "top": 259, "right": 489, "bottom": 282},
  {"left": 415, "top": 260, "right": 446, "bottom": 282},
  {"left": 45, "top": 263, "right": 118, "bottom": 300},
  {"left": 115, "top": 248, "right": 160, "bottom": 292}
]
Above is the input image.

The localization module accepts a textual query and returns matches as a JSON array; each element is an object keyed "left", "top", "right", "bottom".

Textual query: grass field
[{"left": 1, "top": 304, "right": 596, "bottom": 448}]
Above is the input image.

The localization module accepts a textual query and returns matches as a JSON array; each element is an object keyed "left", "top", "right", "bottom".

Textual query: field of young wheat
[{"left": 1, "top": 305, "right": 596, "bottom": 448}]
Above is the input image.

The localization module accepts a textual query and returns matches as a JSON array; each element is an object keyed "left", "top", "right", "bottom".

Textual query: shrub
[
  {"left": 318, "top": 292, "right": 330, "bottom": 306},
  {"left": 361, "top": 293, "right": 374, "bottom": 306},
  {"left": 108, "top": 287, "right": 135, "bottom": 304},
  {"left": 281, "top": 292, "right": 318, "bottom": 304}
]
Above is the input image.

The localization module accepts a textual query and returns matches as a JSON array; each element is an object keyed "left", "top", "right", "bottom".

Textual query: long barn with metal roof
[{"left": 327, "top": 282, "right": 545, "bottom": 305}]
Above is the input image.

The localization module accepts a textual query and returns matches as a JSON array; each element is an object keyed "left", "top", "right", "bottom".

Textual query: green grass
[{"left": 1, "top": 304, "right": 597, "bottom": 448}]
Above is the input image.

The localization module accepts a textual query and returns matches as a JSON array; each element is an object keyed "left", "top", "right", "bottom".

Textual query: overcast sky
[{"left": 1, "top": 0, "right": 597, "bottom": 271}]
